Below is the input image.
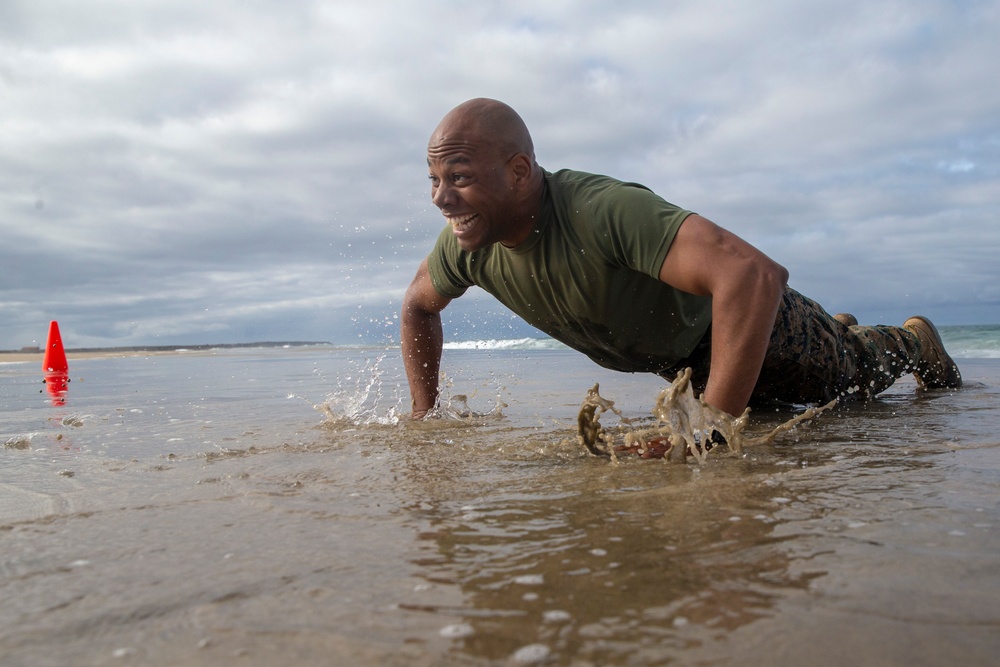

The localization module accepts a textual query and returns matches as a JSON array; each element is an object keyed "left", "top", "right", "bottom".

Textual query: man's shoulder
[
  {"left": 544, "top": 168, "right": 661, "bottom": 222},
  {"left": 545, "top": 168, "right": 654, "bottom": 203},
  {"left": 546, "top": 168, "right": 640, "bottom": 188}
]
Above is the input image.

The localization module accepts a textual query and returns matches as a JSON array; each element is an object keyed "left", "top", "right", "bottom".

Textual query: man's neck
[{"left": 501, "top": 173, "right": 546, "bottom": 248}]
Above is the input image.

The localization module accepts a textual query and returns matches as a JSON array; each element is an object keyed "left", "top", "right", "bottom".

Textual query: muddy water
[{"left": 1, "top": 349, "right": 998, "bottom": 665}]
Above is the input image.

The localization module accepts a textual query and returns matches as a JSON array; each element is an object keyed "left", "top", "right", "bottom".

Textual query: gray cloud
[{"left": 2, "top": 0, "right": 998, "bottom": 350}]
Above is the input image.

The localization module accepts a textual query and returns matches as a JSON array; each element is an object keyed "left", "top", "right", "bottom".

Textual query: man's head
[{"left": 427, "top": 98, "right": 542, "bottom": 251}]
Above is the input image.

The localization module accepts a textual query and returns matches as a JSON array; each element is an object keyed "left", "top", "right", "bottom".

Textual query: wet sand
[{"left": 1, "top": 349, "right": 998, "bottom": 665}]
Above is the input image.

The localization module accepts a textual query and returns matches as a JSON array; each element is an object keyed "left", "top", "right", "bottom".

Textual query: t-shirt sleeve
[
  {"left": 598, "top": 183, "right": 694, "bottom": 280},
  {"left": 426, "top": 225, "right": 472, "bottom": 299}
]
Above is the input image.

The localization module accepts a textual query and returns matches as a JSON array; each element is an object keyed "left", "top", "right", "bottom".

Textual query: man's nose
[{"left": 432, "top": 182, "right": 454, "bottom": 210}]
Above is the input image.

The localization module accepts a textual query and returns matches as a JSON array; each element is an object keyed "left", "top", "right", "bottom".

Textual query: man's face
[{"left": 427, "top": 142, "right": 515, "bottom": 252}]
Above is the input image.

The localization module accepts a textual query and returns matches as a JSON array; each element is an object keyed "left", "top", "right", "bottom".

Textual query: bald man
[{"left": 402, "top": 98, "right": 961, "bottom": 421}]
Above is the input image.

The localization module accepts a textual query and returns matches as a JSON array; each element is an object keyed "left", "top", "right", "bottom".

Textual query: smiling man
[{"left": 401, "top": 98, "right": 961, "bottom": 421}]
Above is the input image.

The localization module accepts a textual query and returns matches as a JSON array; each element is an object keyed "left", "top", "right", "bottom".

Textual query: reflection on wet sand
[
  {"left": 385, "top": 376, "right": 998, "bottom": 664},
  {"left": 392, "top": 438, "right": 817, "bottom": 663},
  {"left": 1, "top": 351, "right": 997, "bottom": 665}
]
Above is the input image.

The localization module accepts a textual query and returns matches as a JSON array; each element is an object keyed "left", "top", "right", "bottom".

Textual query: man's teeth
[{"left": 449, "top": 214, "right": 476, "bottom": 230}]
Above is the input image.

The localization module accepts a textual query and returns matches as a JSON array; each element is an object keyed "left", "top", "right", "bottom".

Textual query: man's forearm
[
  {"left": 401, "top": 306, "right": 444, "bottom": 417},
  {"left": 702, "top": 274, "right": 786, "bottom": 418}
]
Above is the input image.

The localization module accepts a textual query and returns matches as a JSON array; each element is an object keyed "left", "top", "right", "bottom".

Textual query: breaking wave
[{"left": 443, "top": 337, "right": 569, "bottom": 351}]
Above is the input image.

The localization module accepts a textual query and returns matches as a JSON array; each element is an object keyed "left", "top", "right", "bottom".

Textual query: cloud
[{"left": 1, "top": 0, "right": 998, "bottom": 350}]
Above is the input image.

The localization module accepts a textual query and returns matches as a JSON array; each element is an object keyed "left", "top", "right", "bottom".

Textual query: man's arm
[
  {"left": 658, "top": 215, "right": 788, "bottom": 417},
  {"left": 401, "top": 258, "right": 453, "bottom": 419}
]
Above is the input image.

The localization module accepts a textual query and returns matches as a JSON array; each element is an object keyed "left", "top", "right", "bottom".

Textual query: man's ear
[{"left": 508, "top": 152, "right": 533, "bottom": 187}]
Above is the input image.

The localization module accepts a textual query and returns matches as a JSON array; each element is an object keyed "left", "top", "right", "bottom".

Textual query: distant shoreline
[{"left": 0, "top": 341, "right": 332, "bottom": 363}]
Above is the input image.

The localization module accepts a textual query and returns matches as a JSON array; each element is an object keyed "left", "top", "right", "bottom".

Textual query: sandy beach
[
  {"left": 1, "top": 350, "right": 160, "bottom": 364},
  {"left": 0, "top": 344, "right": 328, "bottom": 365}
]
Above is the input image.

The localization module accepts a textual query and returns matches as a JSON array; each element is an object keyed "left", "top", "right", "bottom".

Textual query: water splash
[
  {"left": 425, "top": 372, "right": 508, "bottom": 421},
  {"left": 578, "top": 367, "right": 837, "bottom": 463},
  {"left": 308, "top": 351, "right": 403, "bottom": 426}
]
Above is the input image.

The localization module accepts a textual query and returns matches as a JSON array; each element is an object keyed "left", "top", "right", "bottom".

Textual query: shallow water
[{"left": 2, "top": 348, "right": 999, "bottom": 665}]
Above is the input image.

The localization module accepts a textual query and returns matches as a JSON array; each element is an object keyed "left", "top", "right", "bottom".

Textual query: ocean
[{"left": 2, "top": 325, "right": 999, "bottom": 665}]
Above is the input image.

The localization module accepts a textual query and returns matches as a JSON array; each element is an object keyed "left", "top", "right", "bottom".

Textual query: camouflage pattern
[{"left": 662, "top": 287, "right": 922, "bottom": 406}]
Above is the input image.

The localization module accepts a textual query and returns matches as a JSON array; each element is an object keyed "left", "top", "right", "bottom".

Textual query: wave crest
[{"left": 443, "top": 338, "right": 568, "bottom": 351}]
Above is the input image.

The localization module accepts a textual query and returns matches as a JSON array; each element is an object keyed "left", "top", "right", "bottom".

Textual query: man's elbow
[
  {"left": 770, "top": 261, "right": 789, "bottom": 290},
  {"left": 755, "top": 259, "right": 788, "bottom": 304},
  {"left": 402, "top": 292, "right": 437, "bottom": 324},
  {"left": 401, "top": 285, "right": 419, "bottom": 317}
]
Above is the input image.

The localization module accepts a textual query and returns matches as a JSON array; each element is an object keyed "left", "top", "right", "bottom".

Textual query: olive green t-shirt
[{"left": 427, "top": 169, "right": 712, "bottom": 373}]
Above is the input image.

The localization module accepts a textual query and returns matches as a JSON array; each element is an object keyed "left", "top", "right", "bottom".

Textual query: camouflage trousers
[{"left": 666, "top": 287, "right": 922, "bottom": 406}]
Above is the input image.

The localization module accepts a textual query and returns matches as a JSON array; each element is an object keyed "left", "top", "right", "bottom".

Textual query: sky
[{"left": 2, "top": 0, "right": 999, "bottom": 350}]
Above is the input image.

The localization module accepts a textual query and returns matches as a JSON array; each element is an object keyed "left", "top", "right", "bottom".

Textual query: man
[{"left": 401, "top": 98, "right": 961, "bottom": 420}]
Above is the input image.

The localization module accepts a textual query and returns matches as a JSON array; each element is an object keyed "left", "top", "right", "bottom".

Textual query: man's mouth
[{"left": 448, "top": 213, "right": 478, "bottom": 233}]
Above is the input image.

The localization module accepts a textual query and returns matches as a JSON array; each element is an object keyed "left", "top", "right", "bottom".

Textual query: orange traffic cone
[
  {"left": 43, "top": 320, "right": 69, "bottom": 374},
  {"left": 42, "top": 321, "right": 70, "bottom": 405}
]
